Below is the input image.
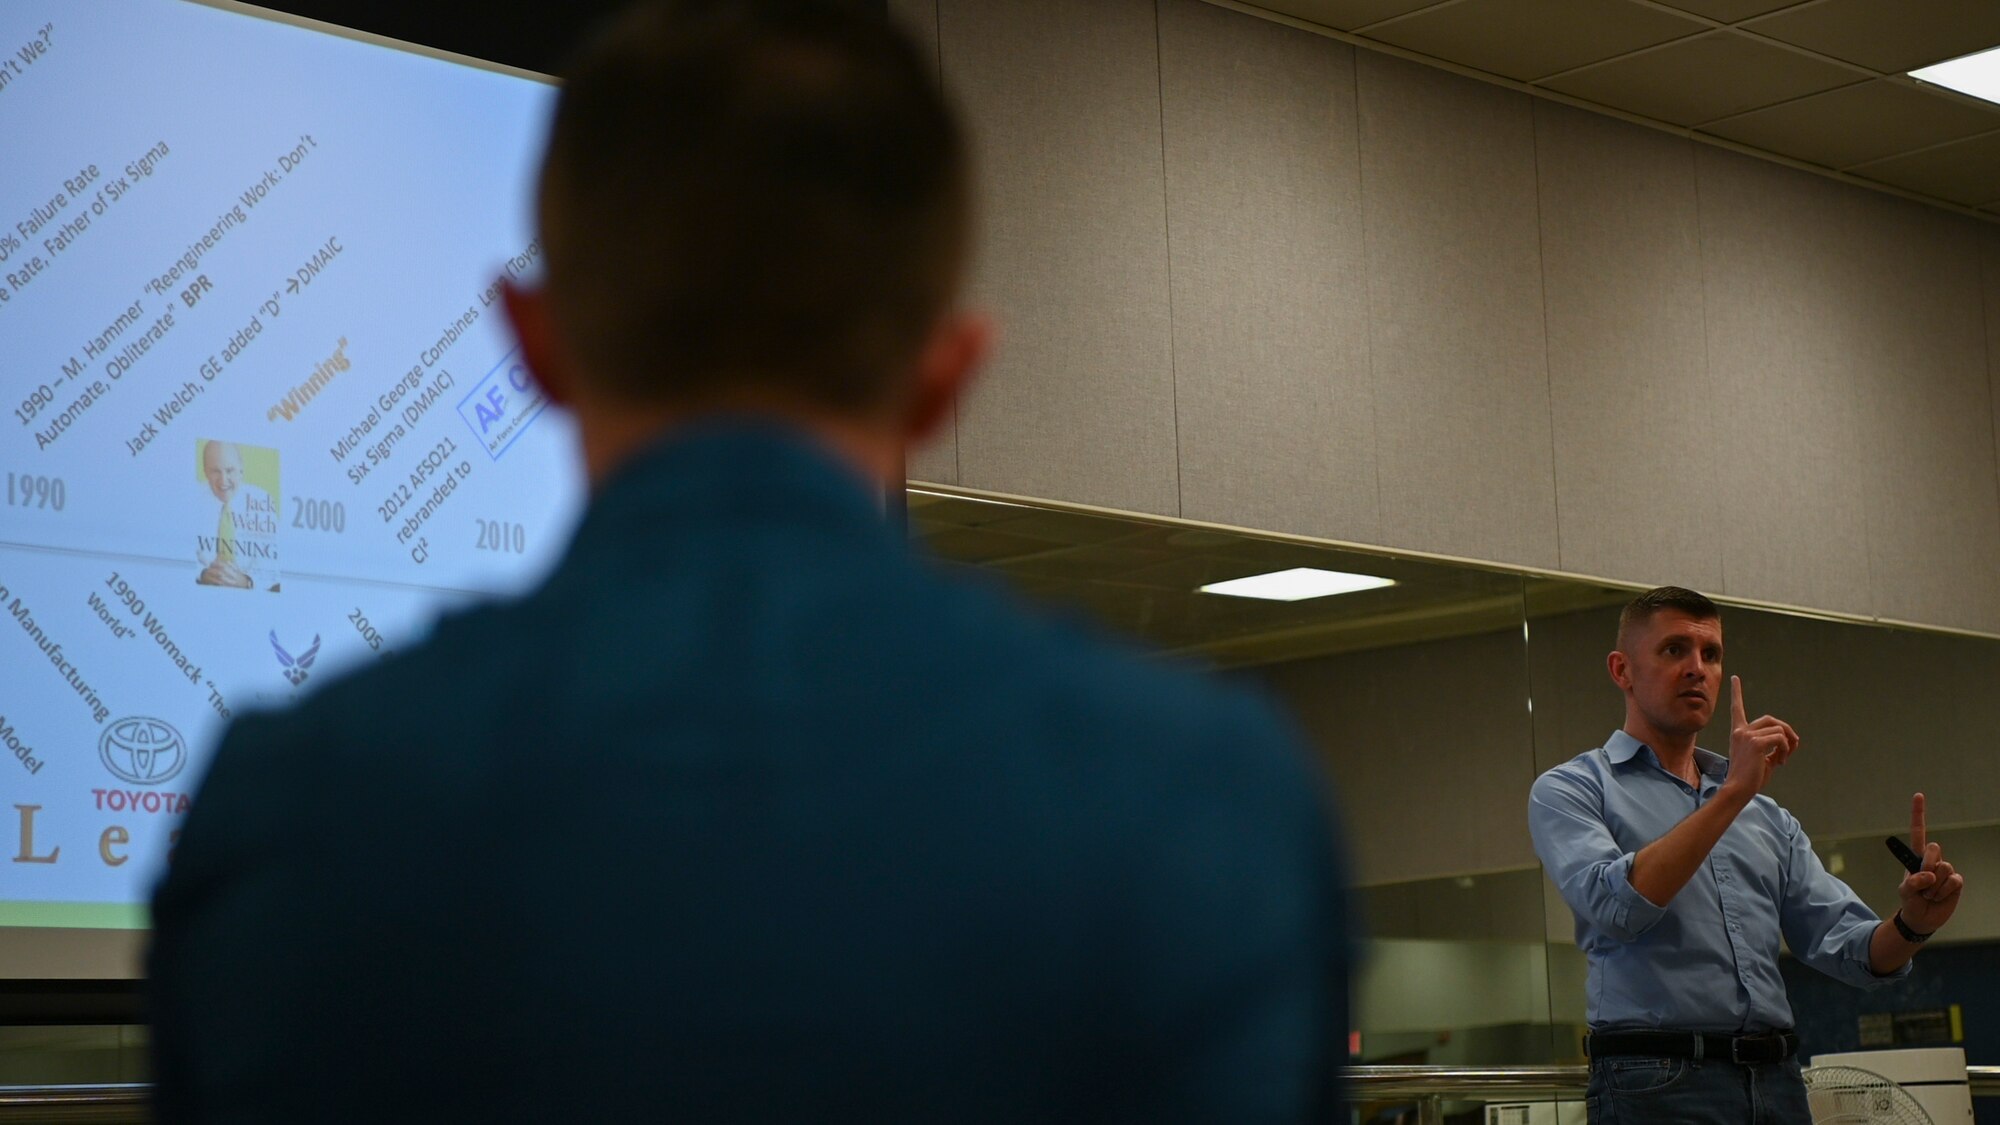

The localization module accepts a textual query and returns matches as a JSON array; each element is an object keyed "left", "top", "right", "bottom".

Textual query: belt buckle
[{"left": 1732, "top": 1035, "right": 1780, "bottom": 1064}]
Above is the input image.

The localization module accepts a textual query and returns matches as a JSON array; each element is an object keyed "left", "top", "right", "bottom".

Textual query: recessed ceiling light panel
[
  {"left": 1911, "top": 46, "right": 2000, "bottom": 106},
  {"left": 1198, "top": 568, "right": 1395, "bottom": 602}
]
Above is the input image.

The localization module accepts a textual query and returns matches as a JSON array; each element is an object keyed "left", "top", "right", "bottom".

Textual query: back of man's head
[
  {"left": 1615, "top": 585, "right": 1720, "bottom": 651},
  {"left": 538, "top": 0, "right": 967, "bottom": 415}
]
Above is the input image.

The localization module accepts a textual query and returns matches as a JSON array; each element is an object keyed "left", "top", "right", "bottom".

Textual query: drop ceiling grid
[{"left": 1229, "top": 0, "right": 2000, "bottom": 214}]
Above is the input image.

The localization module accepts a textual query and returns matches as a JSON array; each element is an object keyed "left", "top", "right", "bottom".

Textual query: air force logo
[{"left": 271, "top": 630, "right": 322, "bottom": 687}]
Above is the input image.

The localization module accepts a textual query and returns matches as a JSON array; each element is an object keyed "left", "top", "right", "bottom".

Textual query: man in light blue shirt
[{"left": 1529, "top": 587, "right": 1965, "bottom": 1124}]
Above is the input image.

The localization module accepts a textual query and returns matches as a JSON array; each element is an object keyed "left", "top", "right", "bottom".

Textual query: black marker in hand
[{"left": 1885, "top": 834, "right": 1922, "bottom": 874}]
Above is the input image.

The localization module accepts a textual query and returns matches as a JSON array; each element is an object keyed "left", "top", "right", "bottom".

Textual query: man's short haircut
[
  {"left": 1616, "top": 585, "right": 1720, "bottom": 650},
  {"left": 538, "top": 0, "right": 969, "bottom": 411}
]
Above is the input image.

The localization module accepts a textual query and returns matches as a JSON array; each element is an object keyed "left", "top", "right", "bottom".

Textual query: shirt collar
[
  {"left": 1603, "top": 729, "right": 1728, "bottom": 784},
  {"left": 1602, "top": 729, "right": 1648, "bottom": 764}
]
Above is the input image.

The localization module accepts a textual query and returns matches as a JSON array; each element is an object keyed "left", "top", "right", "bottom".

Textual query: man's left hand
[{"left": 1899, "top": 792, "right": 1964, "bottom": 935}]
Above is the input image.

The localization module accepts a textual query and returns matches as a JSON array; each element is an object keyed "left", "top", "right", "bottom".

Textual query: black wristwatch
[{"left": 1893, "top": 911, "right": 1933, "bottom": 944}]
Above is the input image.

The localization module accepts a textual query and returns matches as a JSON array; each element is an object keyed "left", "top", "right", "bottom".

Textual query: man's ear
[
  {"left": 1607, "top": 650, "right": 1633, "bottom": 693},
  {"left": 902, "top": 309, "right": 994, "bottom": 445},
  {"left": 500, "top": 278, "right": 571, "bottom": 409}
]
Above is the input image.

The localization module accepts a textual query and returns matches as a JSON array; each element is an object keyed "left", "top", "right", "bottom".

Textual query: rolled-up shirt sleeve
[
  {"left": 1777, "top": 809, "right": 1911, "bottom": 988},
  {"left": 1529, "top": 767, "right": 1669, "bottom": 943}
]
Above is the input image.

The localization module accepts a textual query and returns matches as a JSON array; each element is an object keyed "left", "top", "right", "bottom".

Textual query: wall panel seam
[
  {"left": 1855, "top": 214, "right": 1882, "bottom": 623},
  {"left": 1153, "top": 0, "right": 1186, "bottom": 519},
  {"left": 1983, "top": 246, "right": 2000, "bottom": 539},
  {"left": 1530, "top": 103, "right": 1565, "bottom": 573},
  {"left": 1692, "top": 144, "right": 1726, "bottom": 597},
  {"left": 932, "top": 0, "right": 961, "bottom": 486},
  {"left": 1355, "top": 48, "right": 1385, "bottom": 539}
]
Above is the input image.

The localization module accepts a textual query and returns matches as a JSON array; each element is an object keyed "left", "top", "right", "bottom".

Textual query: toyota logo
[{"left": 98, "top": 716, "right": 188, "bottom": 785}]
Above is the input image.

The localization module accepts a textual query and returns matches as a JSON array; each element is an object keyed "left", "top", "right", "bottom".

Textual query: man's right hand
[{"left": 1722, "top": 675, "right": 1799, "bottom": 797}]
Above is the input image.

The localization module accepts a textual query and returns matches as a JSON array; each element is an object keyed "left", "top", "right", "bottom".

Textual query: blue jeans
[{"left": 1586, "top": 1055, "right": 1811, "bottom": 1124}]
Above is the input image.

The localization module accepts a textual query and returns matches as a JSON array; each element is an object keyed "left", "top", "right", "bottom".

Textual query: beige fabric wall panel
[
  {"left": 1534, "top": 103, "right": 1722, "bottom": 592},
  {"left": 1157, "top": 0, "right": 1378, "bottom": 543},
  {"left": 1736, "top": 614, "right": 2000, "bottom": 840},
  {"left": 1490, "top": 601, "right": 2000, "bottom": 940},
  {"left": 940, "top": 0, "right": 1181, "bottom": 516},
  {"left": 1264, "top": 625, "right": 1540, "bottom": 884},
  {"left": 1524, "top": 605, "right": 2000, "bottom": 840},
  {"left": 889, "top": 0, "right": 938, "bottom": 57},
  {"left": 1696, "top": 148, "right": 1874, "bottom": 613},
  {"left": 0, "top": 929, "right": 142, "bottom": 979},
  {"left": 1848, "top": 203, "right": 2000, "bottom": 634},
  {"left": 1524, "top": 603, "right": 1624, "bottom": 777},
  {"left": 1986, "top": 232, "right": 2000, "bottom": 584},
  {"left": 1357, "top": 53, "right": 1559, "bottom": 569},
  {"left": 890, "top": 0, "right": 959, "bottom": 486}
]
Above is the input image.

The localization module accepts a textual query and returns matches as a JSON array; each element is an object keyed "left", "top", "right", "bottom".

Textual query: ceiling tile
[
  {"left": 1698, "top": 79, "right": 2000, "bottom": 170},
  {"left": 1244, "top": 0, "right": 1451, "bottom": 33},
  {"left": 1847, "top": 130, "right": 2000, "bottom": 206},
  {"left": 1644, "top": 0, "right": 1803, "bottom": 22},
  {"left": 1742, "top": 0, "right": 2000, "bottom": 74},
  {"left": 1360, "top": 0, "right": 1706, "bottom": 83},
  {"left": 1538, "top": 30, "right": 1865, "bottom": 126}
]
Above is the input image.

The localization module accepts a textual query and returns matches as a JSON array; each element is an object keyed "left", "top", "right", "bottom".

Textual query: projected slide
[{"left": 0, "top": 2, "right": 578, "bottom": 926}]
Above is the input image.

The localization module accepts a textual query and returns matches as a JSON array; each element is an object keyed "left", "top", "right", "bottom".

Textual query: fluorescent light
[
  {"left": 1911, "top": 46, "right": 2000, "bottom": 106},
  {"left": 1198, "top": 567, "right": 1394, "bottom": 602}
]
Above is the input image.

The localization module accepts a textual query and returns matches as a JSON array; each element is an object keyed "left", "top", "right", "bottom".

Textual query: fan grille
[{"left": 1800, "top": 1065, "right": 1935, "bottom": 1125}]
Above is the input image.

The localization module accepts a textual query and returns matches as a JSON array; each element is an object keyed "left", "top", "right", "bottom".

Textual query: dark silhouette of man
[{"left": 148, "top": 2, "right": 1351, "bottom": 1122}]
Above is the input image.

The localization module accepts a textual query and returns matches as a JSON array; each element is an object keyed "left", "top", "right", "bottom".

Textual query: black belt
[{"left": 1587, "top": 1030, "right": 1798, "bottom": 1064}]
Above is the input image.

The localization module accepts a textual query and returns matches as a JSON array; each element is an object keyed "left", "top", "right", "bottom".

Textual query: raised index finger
[
  {"left": 1730, "top": 675, "right": 1747, "bottom": 727},
  {"left": 1912, "top": 792, "right": 1927, "bottom": 855}
]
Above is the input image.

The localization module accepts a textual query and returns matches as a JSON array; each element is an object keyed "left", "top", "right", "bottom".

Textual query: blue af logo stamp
[
  {"left": 456, "top": 349, "right": 546, "bottom": 461},
  {"left": 270, "top": 631, "right": 322, "bottom": 687}
]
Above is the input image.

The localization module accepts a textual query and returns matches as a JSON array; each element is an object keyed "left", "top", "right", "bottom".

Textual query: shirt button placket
[{"left": 1716, "top": 861, "right": 1754, "bottom": 998}]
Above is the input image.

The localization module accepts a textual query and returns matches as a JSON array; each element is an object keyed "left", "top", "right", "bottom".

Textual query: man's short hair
[
  {"left": 538, "top": 0, "right": 969, "bottom": 411},
  {"left": 1616, "top": 585, "right": 1720, "bottom": 650}
]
